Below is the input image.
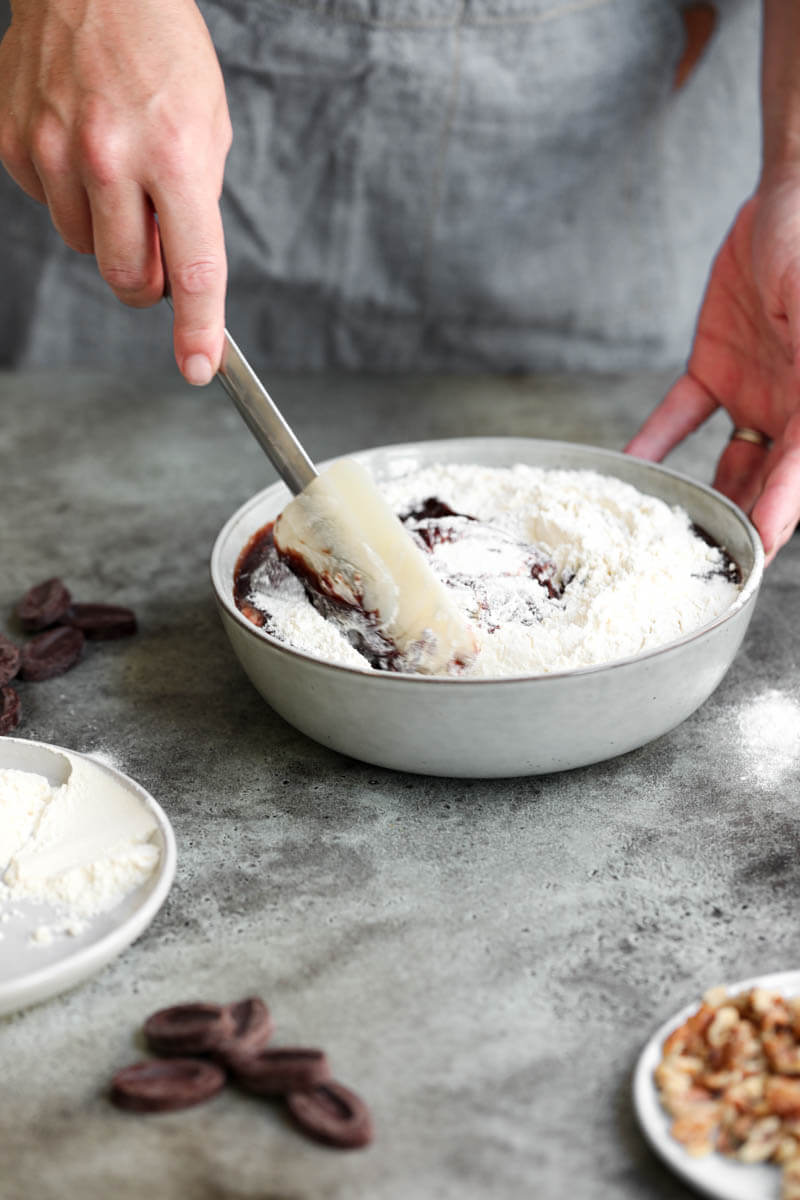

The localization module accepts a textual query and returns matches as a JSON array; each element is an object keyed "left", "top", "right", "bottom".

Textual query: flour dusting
[{"left": 240, "top": 463, "right": 742, "bottom": 676}]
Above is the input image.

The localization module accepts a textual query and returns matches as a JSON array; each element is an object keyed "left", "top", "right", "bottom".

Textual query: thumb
[{"left": 750, "top": 416, "right": 800, "bottom": 562}]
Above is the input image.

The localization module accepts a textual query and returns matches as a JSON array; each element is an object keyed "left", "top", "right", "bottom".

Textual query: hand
[
  {"left": 625, "top": 184, "right": 800, "bottom": 563},
  {"left": 0, "top": 0, "right": 232, "bottom": 385}
]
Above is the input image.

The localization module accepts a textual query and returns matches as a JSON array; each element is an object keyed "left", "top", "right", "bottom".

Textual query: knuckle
[
  {"left": 151, "top": 120, "right": 194, "bottom": 180},
  {"left": 170, "top": 256, "right": 223, "bottom": 296},
  {"left": 144, "top": 102, "right": 230, "bottom": 187},
  {"left": 101, "top": 262, "right": 155, "bottom": 297},
  {"left": 29, "top": 114, "right": 69, "bottom": 175},
  {"left": 77, "top": 117, "right": 124, "bottom": 186},
  {"left": 0, "top": 117, "right": 25, "bottom": 170}
]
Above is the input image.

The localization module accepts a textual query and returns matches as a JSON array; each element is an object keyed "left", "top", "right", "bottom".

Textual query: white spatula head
[{"left": 273, "top": 459, "right": 477, "bottom": 674}]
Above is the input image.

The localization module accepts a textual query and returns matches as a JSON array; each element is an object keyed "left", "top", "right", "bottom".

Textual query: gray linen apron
[{"left": 0, "top": 0, "right": 760, "bottom": 372}]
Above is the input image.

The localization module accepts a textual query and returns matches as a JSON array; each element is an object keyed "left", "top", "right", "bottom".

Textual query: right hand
[{"left": 0, "top": 0, "right": 233, "bottom": 385}]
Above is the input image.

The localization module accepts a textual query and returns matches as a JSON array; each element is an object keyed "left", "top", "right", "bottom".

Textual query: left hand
[{"left": 625, "top": 181, "right": 800, "bottom": 563}]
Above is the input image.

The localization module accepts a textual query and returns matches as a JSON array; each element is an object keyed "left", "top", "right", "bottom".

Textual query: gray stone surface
[{"left": 0, "top": 367, "right": 798, "bottom": 1200}]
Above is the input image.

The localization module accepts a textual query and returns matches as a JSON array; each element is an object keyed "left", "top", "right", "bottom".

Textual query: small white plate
[
  {"left": 633, "top": 969, "right": 800, "bottom": 1200},
  {"left": 0, "top": 738, "right": 176, "bottom": 1016}
]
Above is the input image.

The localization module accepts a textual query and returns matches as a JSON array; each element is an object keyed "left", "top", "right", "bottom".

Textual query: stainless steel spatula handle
[
  {"left": 164, "top": 285, "right": 316, "bottom": 496},
  {"left": 217, "top": 329, "right": 317, "bottom": 495}
]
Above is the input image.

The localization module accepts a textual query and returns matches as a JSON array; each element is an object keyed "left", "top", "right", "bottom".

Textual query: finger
[
  {"left": 27, "top": 114, "right": 94, "bottom": 253},
  {"left": 89, "top": 180, "right": 164, "bottom": 307},
  {"left": 711, "top": 437, "right": 770, "bottom": 514},
  {"left": 750, "top": 423, "right": 800, "bottom": 563},
  {"left": 40, "top": 175, "right": 94, "bottom": 254},
  {"left": 0, "top": 126, "right": 47, "bottom": 203},
  {"left": 151, "top": 184, "right": 226, "bottom": 386},
  {"left": 624, "top": 373, "right": 719, "bottom": 461},
  {"left": 2, "top": 157, "right": 47, "bottom": 204}
]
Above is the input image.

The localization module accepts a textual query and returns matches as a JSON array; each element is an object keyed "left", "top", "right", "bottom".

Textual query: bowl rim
[{"left": 209, "top": 436, "right": 764, "bottom": 686}]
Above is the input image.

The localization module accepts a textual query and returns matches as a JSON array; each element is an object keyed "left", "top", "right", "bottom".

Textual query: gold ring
[{"left": 729, "top": 427, "right": 772, "bottom": 448}]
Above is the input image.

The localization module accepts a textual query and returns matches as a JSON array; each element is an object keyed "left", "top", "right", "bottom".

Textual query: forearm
[{"left": 761, "top": 0, "right": 800, "bottom": 179}]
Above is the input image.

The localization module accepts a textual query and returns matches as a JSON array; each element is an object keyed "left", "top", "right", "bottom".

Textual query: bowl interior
[
  {"left": 211, "top": 437, "right": 763, "bottom": 676},
  {"left": 0, "top": 740, "right": 73, "bottom": 788}
]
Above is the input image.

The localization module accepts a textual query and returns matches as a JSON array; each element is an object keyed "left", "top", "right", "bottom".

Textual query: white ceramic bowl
[{"left": 210, "top": 438, "right": 763, "bottom": 778}]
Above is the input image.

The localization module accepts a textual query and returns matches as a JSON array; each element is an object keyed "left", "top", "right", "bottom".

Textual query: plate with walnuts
[{"left": 634, "top": 970, "right": 800, "bottom": 1200}]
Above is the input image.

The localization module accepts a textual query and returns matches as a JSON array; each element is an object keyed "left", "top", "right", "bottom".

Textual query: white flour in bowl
[{"left": 237, "top": 463, "right": 742, "bottom": 677}]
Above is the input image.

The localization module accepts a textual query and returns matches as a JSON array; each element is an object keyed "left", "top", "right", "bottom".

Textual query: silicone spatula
[{"left": 213, "top": 327, "right": 476, "bottom": 674}]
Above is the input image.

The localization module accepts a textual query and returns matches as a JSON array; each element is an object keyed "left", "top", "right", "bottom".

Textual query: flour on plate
[
  {"left": 240, "top": 463, "right": 742, "bottom": 676},
  {"left": 0, "top": 757, "right": 160, "bottom": 943}
]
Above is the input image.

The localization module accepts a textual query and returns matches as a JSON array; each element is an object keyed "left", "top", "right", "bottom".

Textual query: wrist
[{"left": 758, "top": 155, "right": 800, "bottom": 194}]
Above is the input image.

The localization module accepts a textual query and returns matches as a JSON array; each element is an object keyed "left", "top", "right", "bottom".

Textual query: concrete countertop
[{"left": 1, "top": 368, "right": 797, "bottom": 1200}]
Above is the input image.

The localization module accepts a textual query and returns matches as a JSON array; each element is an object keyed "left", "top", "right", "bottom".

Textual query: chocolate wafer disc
[
  {"left": 144, "top": 1003, "right": 235, "bottom": 1057},
  {"left": 0, "top": 635, "right": 21, "bottom": 686},
  {"left": 215, "top": 996, "right": 275, "bottom": 1064},
  {"left": 110, "top": 1058, "right": 226, "bottom": 1113},
  {"left": 0, "top": 685, "right": 21, "bottom": 733},
  {"left": 63, "top": 603, "right": 137, "bottom": 640},
  {"left": 286, "top": 1080, "right": 373, "bottom": 1148},
  {"left": 16, "top": 578, "right": 72, "bottom": 631},
  {"left": 19, "top": 626, "right": 84, "bottom": 681},
  {"left": 233, "top": 1047, "right": 330, "bottom": 1096}
]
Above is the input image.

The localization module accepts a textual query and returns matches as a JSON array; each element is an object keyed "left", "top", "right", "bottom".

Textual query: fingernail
[{"left": 183, "top": 353, "right": 214, "bottom": 386}]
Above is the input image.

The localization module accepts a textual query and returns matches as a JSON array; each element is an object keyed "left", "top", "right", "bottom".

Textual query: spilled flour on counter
[
  {"left": 0, "top": 757, "right": 160, "bottom": 944},
  {"left": 239, "top": 463, "right": 743, "bottom": 676}
]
